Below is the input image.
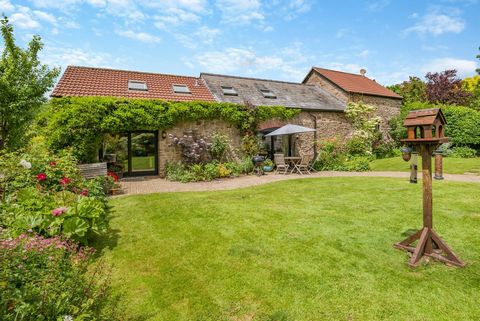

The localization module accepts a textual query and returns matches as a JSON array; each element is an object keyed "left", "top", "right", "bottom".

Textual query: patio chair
[
  {"left": 308, "top": 154, "right": 319, "bottom": 173},
  {"left": 294, "top": 155, "right": 311, "bottom": 175},
  {"left": 274, "top": 154, "right": 289, "bottom": 175}
]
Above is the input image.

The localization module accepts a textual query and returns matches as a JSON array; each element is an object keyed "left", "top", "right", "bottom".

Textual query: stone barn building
[{"left": 51, "top": 65, "right": 402, "bottom": 176}]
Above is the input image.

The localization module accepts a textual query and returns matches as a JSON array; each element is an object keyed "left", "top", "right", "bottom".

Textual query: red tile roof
[
  {"left": 51, "top": 66, "right": 215, "bottom": 101},
  {"left": 310, "top": 67, "right": 402, "bottom": 99}
]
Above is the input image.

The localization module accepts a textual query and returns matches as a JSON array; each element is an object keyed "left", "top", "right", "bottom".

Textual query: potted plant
[{"left": 263, "top": 159, "right": 274, "bottom": 172}]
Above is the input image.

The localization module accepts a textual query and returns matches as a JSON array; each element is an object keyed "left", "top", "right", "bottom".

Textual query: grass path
[{"left": 97, "top": 177, "right": 480, "bottom": 321}]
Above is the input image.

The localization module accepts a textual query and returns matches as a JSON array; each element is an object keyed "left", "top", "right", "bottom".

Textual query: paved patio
[{"left": 118, "top": 171, "right": 480, "bottom": 196}]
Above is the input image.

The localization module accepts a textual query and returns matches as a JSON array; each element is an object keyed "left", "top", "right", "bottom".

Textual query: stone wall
[
  {"left": 304, "top": 72, "right": 350, "bottom": 102},
  {"left": 285, "top": 110, "right": 353, "bottom": 158},
  {"left": 158, "top": 119, "right": 242, "bottom": 175}
]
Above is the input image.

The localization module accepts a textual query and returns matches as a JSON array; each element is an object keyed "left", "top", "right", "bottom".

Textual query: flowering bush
[
  {"left": 0, "top": 233, "right": 119, "bottom": 320},
  {"left": 0, "top": 148, "right": 109, "bottom": 244}
]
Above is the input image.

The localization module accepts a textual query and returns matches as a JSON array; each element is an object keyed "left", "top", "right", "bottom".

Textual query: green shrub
[
  {"left": 343, "top": 156, "right": 371, "bottom": 171},
  {"left": 313, "top": 139, "right": 346, "bottom": 171},
  {"left": 0, "top": 149, "right": 109, "bottom": 244},
  {"left": 210, "top": 133, "right": 232, "bottom": 162},
  {"left": 346, "top": 136, "right": 370, "bottom": 156},
  {"left": 449, "top": 146, "right": 477, "bottom": 158},
  {"left": 373, "top": 141, "right": 401, "bottom": 159},
  {"left": 391, "top": 102, "right": 480, "bottom": 148},
  {"left": 0, "top": 233, "right": 119, "bottom": 320},
  {"left": 165, "top": 158, "right": 254, "bottom": 182}
]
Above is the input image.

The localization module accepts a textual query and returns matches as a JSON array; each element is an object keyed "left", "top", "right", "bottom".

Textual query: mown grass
[
  {"left": 95, "top": 177, "right": 480, "bottom": 321},
  {"left": 370, "top": 157, "right": 480, "bottom": 175}
]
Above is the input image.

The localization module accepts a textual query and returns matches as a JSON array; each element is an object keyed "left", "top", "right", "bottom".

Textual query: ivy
[{"left": 43, "top": 97, "right": 299, "bottom": 162}]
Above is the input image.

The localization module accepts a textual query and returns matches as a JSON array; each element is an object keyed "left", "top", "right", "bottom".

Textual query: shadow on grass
[{"left": 91, "top": 207, "right": 121, "bottom": 254}]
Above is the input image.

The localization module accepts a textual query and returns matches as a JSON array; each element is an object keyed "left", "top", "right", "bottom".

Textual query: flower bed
[
  {"left": 0, "top": 147, "right": 111, "bottom": 244},
  {"left": 0, "top": 232, "right": 118, "bottom": 320}
]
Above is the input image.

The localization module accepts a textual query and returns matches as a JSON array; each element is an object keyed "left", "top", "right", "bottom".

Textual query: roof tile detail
[
  {"left": 310, "top": 67, "right": 402, "bottom": 99},
  {"left": 201, "top": 73, "right": 346, "bottom": 112},
  {"left": 51, "top": 66, "right": 215, "bottom": 101}
]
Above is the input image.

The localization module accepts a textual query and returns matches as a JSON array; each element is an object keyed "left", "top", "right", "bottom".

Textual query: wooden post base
[{"left": 394, "top": 227, "right": 465, "bottom": 267}]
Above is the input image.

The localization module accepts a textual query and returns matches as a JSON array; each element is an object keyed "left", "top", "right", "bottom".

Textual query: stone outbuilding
[
  {"left": 303, "top": 67, "right": 402, "bottom": 139},
  {"left": 51, "top": 65, "right": 402, "bottom": 176}
]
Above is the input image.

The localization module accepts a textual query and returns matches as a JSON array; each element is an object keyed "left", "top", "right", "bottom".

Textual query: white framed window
[
  {"left": 221, "top": 86, "right": 238, "bottom": 96},
  {"left": 172, "top": 84, "right": 191, "bottom": 94},
  {"left": 128, "top": 80, "right": 148, "bottom": 91}
]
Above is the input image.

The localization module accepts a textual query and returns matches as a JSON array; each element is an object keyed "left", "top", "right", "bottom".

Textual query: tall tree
[
  {"left": 388, "top": 76, "right": 427, "bottom": 104},
  {"left": 0, "top": 16, "right": 59, "bottom": 150},
  {"left": 425, "top": 70, "right": 471, "bottom": 106}
]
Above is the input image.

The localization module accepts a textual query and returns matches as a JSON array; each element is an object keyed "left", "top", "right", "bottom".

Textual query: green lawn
[
  {"left": 371, "top": 157, "right": 480, "bottom": 175},
  {"left": 95, "top": 178, "right": 480, "bottom": 321}
]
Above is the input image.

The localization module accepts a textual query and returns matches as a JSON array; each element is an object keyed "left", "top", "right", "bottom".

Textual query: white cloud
[
  {"left": 193, "top": 47, "right": 282, "bottom": 74},
  {"left": 366, "top": 0, "right": 390, "bottom": 12},
  {"left": 115, "top": 29, "right": 161, "bottom": 43},
  {"left": 10, "top": 7, "right": 41, "bottom": 29},
  {"left": 40, "top": 46, "right": 127, "bottom": 69},
  {"left": 282, "top": 0, "right": 312, "bottom": 20},
  {"left": 358, "top": 50, "right": 371, "bottom": 58},
  {"left": 216, "top": 0, "right": 264, "bottom": 24},
  {"left": 187, "top": 43, "right": 314, "bottom": 82},
  {"left": 422, "top": 57, "right": 478, "bottom": 78},
  {"left": 0, "top": 0, "right": 14, "bottom": 13},
  {"left": 154, "top": 8, "right": 200, "bottom": 30},
  {"left": 404, "top": 11, "right": 465, "bottom": 36}
]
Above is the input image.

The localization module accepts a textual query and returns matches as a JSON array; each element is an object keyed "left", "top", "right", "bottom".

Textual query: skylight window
[
  {"left": 172, "top": 84, "right": 191, "bottom": 94},
  {"left": 221, "top": 86, "right": 238, "bottom": 96},
  {"left": 260, "top": 89, "right": 276, "bottom": 99},
  {"left": 128, "top": 80, "right": 148, "bottom": 91}
]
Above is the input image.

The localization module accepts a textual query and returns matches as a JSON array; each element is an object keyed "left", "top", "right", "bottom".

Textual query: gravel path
[{"left": 118, "top": 171, "right": 480, "bottom": 196}]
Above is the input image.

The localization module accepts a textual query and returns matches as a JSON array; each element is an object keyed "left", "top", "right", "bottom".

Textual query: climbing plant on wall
[{"left": 42, "top": 97, "right": 299, "bottom": 162}]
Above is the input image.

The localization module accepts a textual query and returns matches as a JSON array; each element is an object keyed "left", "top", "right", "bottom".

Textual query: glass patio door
[{"left": 129, "top": 132, "right": 158, "bottom": 175}]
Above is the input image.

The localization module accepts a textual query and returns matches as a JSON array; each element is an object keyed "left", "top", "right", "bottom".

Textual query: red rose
[
  {"left": 37, "top": 173, "right": 47, "bottom": 181},
  {"left": 59, "top": 177, "right": 70, "bottom": 185},
  {"left": 107, "top": 171, "right": 119, "bottom": 182},
  {"left": 80, "top": 189, "right": 89, "bottom": 196}
]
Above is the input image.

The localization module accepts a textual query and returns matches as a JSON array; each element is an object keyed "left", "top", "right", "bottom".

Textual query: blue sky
[{"left": 1, "top": 0, "right": 479, "bottom": 85}]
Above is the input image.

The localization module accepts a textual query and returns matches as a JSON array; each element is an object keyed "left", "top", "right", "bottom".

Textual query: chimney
[{"left": 360, "top": 69, "right": 367, "bottom": 77}]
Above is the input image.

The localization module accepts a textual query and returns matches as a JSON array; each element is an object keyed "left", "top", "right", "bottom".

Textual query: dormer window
[
  {"left": 221, "top": 86, "right": 238, "bottom": 96},
  {"left": 173, "top": 84, "right": 191, "bottom": 94},
  {"left": 260, "top": 89, "right": 276, "bottom": 99},
  {"left": 128, "top": 80, "right": 148, "bottom": 91}
]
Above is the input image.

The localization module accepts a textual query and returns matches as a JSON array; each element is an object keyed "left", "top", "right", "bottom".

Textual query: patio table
[{"left": 284, "top": 156, "right": 301, "bottom": 174}]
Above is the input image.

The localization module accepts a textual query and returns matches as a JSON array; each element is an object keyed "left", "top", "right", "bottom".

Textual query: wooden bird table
[{"left": 394, "top": 109, "right": 465, "bottom": 267}]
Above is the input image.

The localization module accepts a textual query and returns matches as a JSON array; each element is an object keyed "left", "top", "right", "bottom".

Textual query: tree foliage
[
  {"left": 387, "top": 76, "right": 427, "bottom": 104},
  {"left": 0, "top": 17, "right": 59, "bottom": 150},
  {"left": 42, "top": 97, "right": 299, "bottom": 162},
  {"left": 390, "top": 101, "right": 480, "bottom": 148},
  {"left": 425, "top": 70, "right": 471, "bottom": 105}
]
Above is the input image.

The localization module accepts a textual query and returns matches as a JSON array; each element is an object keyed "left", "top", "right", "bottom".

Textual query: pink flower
[
  {"left": 80, "top": 189, "right": 89, "bottom": 196},
  {"left": 37, "top": 173, "right": 47, "bottom": 181},
  {"left": 51, "top": 207, "right": 68, "bottom": 217},
  {"left": 59, "top": 177, "right": 70, "bottom": 185}
]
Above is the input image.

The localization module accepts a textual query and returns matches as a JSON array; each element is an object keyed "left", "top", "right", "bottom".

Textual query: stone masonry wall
[
  {"left": 158, "top": 119, "right": 242, "bottom": 176},
  {"left": 288, "top": 110, "right": 353, "bottom": 158}
]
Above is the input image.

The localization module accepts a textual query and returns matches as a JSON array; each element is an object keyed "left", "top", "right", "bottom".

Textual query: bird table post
[{"left": 394, "top": 108, "right": 465, "bottom": 267}]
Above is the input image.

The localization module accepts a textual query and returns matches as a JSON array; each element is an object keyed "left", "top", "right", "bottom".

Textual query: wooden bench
[{"left": 78, "top": 162, "right": 108, "bottom": 179}]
